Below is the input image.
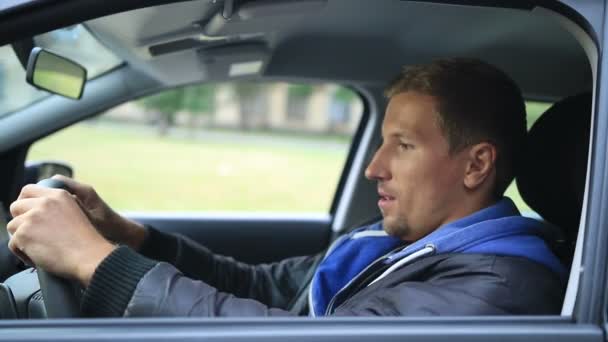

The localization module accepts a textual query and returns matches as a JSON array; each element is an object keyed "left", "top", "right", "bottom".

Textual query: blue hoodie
[{"left": 310, "top": 197, "right": 565, "bottom": 317}]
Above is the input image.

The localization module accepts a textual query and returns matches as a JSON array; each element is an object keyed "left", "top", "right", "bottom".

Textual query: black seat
[{"left": 516, "top": 92, "right": 591, "bottom": 268}]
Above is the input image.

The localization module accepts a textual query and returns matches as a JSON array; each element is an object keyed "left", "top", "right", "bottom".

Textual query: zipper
[
  {"left": 324, "top": 244, "right": 435, "bottom": 315},
  {"left": 323, "top": 253, "right": 391, "bottom": 315},
  {"left": 367, "top": 244, "right": 435, "bottom": 286},
  {"left": 309, "top": 224, "right": 387, "bottom": 316}
]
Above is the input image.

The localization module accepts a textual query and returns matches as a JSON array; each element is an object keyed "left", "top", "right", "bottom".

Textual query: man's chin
[{"left": 381, "top": 216, "right": 406, "bottom": 238}]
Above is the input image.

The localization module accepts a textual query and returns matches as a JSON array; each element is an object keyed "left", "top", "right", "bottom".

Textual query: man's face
[{"left": 365, "top": 91, "right": 470, "bottom": 241}]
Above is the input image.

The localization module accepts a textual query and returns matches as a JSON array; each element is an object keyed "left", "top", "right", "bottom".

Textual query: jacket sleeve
[
  {"left": 125, "top": 262, "right": 297, "bottom": 317},
  {"left": 137, "top": 227, "right": 321, "bottom": 310},
  {"left": 81, "top": 247, "right": 304, "bottom": 317}
]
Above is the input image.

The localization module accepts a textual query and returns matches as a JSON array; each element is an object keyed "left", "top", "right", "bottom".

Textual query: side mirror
[
  {"left": 25, "top": 47, "right": 87, "bottom": 100},
  {"left": 25, "top": 161, "right": 74, "bottom": 184}
]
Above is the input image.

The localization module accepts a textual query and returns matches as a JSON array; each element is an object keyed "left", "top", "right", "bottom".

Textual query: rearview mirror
[{"left": 26, "top": 47, "right": 87, "bottom": 100}]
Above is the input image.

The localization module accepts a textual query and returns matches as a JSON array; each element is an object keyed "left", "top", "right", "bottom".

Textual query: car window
[
  {"left": 0, "top": 45, "right": 47, "bottom": 118},
  {"left": 504, "top": 101, "right": 552, "bottom": 214},
  {"left": 27, "top": 82, "right": 364, "bottom": 213}
]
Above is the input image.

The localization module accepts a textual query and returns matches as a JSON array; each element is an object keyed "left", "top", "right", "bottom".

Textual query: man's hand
[
  {"left": 51, "top": 175, "right": 148, "bottom": 251},
  {"left": 7, "top": 185, "right": 116, "bottom": 287}
]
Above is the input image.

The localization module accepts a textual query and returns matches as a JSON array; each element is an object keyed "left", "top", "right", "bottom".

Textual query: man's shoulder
[
  {"left": 388, "top": 253, "right": 565, "bottom": 314},
  {"left": 414, "top": 253, "right": 564, "bottom": 280},
  {"left": 388, "top": 253, "right": 565, "bottom": 296},
  {"left": 337, "top": 253, "right": 565, "bottom": 316}
]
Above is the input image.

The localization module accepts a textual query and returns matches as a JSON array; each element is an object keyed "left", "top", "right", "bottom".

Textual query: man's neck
[{"left": 439, "top": 195, "right": 500, "bottom": 230}]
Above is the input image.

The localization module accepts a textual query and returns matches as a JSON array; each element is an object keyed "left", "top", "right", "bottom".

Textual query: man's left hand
[{"left": 7, "top": 184, "right": 116, "bottom": 287}]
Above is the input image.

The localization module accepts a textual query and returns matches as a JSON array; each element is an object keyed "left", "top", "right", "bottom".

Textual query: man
[{"left": 7, "top": 58, "right": 565, "bottom": 317}]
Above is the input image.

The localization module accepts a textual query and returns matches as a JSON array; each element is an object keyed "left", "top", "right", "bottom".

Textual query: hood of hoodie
[
  {"left": 383, "top": 197, "right": 566, "bottom": 279},
  {"left": 309, "top": 197, "right": 566, "bottom": 317}
]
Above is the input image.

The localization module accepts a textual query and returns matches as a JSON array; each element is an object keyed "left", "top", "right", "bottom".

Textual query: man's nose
[{"left": 365, "top": 148, "right": 390, "bottom": 181}]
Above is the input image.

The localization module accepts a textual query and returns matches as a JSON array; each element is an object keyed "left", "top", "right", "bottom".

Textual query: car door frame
[{"left": 0, "top": 1, "right": 607, "bottom": 341}]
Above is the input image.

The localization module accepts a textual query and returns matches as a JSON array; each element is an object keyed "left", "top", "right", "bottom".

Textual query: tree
[
  {"left": 182, "top": 84, "right": 216, "bottom": 134},
  {"left": 139, "top": 84, "right": 216, "bottom": 136},
  {"left": 140, "top": 89, "right": 183, "bottom": 135},
  {"left": 333, "top": 87, "right": 356, "bottom": 103},
  {"left": 287, "top": 84, "right": 313, "bottom": 98},
  {"left": 182, "top": 84, "right": 215, "bottom": 113}
]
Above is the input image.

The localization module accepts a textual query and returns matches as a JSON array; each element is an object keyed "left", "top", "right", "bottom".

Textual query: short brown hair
[{"left": 385, "top": 58, "right": 526, "bottom": 197}]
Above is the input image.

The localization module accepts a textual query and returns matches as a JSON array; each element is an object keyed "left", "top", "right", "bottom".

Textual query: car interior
[{"left": 0, "top": 0, "right": 597, "bottom": 324}]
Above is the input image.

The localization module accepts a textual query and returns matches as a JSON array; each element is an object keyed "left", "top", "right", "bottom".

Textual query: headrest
[{"left": 516, "top": 92, "right": 591, "bottom": 244}]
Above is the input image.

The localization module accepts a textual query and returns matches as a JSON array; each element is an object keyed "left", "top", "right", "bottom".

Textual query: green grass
[{"left": 29, "top": 123, "right": 349, "bottom": 212}]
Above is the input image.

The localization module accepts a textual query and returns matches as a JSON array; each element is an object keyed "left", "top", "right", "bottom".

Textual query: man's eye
[{"left": 399, "top": 143, "right": 412, "bottom": 150}]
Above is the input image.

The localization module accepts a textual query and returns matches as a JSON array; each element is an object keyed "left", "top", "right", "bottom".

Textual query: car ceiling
[{"left": 83, "top": 0, "right": 591, "bottom": 101}]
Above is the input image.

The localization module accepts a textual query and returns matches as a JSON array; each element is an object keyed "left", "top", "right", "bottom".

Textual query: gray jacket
[{"left": 81, "top": 227, "right": 564, "bottom": 317}]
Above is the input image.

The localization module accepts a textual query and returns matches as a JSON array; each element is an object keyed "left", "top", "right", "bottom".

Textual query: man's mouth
[{"left": 378, "top": 190, "right": 396, "bottom": 209}]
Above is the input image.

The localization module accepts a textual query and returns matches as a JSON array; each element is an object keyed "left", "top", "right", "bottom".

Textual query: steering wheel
[{"left": 30, "top": 178, "right": 81, "bottom": 317}]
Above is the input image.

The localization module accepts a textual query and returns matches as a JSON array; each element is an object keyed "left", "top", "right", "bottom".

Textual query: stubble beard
[{"left": 382, "top": 214, "right": 409, "bottom": 240}]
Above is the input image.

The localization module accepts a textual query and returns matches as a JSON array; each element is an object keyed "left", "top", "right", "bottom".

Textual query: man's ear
[{"left": 463, "top": 142, "right": 497, "bottom": 190}]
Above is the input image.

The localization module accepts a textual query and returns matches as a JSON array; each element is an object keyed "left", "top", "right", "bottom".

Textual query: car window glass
[
  {"left": 28, "top": 82, "right": 363, "bottom": 213},
  {"left": 0, "top": 45, "right": 48, "bottom": 118},
  {"left": 504, "top": 101, "right": 552, "bottom": 214}
]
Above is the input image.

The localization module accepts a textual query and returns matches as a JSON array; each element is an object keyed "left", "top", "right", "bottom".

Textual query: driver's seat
[{"left": 516, "top": 92, "right": 591, "bottom": 269}]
